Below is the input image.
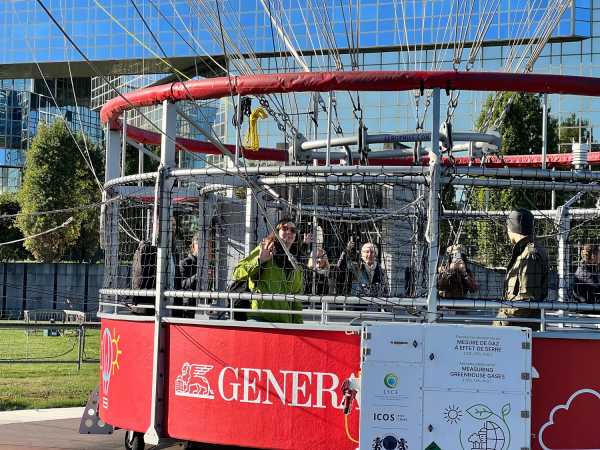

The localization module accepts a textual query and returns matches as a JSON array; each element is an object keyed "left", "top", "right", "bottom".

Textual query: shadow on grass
[{"left": 0, "top": 398, "right": 29, "bottom": 411}]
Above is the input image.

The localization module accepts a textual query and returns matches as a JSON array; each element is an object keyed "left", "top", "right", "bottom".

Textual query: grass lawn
[{"left": 0, "top": 327, "right": 99, "bottom": 411}]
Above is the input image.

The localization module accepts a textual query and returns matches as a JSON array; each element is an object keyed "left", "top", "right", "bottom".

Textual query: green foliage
[
  {"left": 124, "top": 143, "right": 159, "bottom": 176},
  {"left": 476, "top": 92, "right": 558, "bottom": 155},
  {"left": 469, "top": 189, "right": 514, "bottom": 266},
  {"left": 470, "top": 93, "right": 559, "bottom": 266},
  {"left": 0, "top": 193, "right": 30, "bottom": 261},
  {"left": 16, "top": 120, "right": 104, "bottom": 262}
]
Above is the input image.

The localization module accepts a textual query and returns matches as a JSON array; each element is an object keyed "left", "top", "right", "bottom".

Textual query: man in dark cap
[{"left": 495, "top": 208, "right": 548, "bottom": 330}]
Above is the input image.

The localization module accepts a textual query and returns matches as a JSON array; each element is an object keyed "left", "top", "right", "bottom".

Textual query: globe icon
[
  {"left": 384, "top": 373, "right": 399, "bottom": 388},
  {"left": 467, "top": 421, "right": 505, "bottom": 450}
]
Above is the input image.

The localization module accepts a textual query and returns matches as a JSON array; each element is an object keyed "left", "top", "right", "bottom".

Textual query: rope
[
  {"left": 0, "top": 217, "right": 73, "bottom": 248},
  {"left": 344, "top": 413, "right": 359, "bottom": 444},
  {"left": 244, "top": 107, "right": 269, "bottom": 151}
]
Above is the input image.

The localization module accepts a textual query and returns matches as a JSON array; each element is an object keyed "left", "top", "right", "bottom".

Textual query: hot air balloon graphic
[{"left": 100, "top": 328, "right": 122, "bottom": 408}]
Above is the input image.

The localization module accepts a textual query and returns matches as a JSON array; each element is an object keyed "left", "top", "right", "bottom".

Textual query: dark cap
[{"left": 507, "top": 208, "right": 534, "bottom": 236}]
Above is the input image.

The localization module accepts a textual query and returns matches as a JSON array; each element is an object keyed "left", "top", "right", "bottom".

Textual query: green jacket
[
  {"left": 504, "top": 237, "right": 549, "bottom": 302},
  {"left": 233, "top": 245, "right": 304, "bottom": 323}
]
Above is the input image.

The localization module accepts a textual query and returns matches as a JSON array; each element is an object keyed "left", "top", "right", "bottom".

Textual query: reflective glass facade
[
  {"left": 0, "top": 0, "right": 599, "bottom": 178},
  {"left": 0, "top": 1, "right": 589, "bottom": 64},
  {"left": 0, "top": 78, "right": 102, "bottom": 193}
]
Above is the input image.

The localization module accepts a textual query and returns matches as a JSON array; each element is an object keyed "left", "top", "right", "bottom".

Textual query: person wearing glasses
[{"left": 233, "top": 217, "right": 304, "bottom": 323}]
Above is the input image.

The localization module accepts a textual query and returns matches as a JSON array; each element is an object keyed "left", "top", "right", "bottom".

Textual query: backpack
[
  {"left": 227, "top": 278, "right": 251, "bottom": 321},
  {"left": 130, "top": 240, "right": 157, "bottom": 310}
]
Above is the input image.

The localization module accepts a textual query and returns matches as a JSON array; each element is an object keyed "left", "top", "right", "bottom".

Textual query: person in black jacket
[
  {"left": 306, "top": 247, "right": 335, "bottom": 295},
  {"left": 573, "top": 244, "right": 600, "bottom": 303},
  {"left": 337, "top": 241, "right": 389, "bottom": 297},
  {"left": 176, "top": 232, "right": 200, "bottom": 318}
]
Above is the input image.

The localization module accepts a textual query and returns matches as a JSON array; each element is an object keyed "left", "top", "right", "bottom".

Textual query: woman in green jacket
[{"left": 233, "top": 217, "right": 304, "bottom": 323}]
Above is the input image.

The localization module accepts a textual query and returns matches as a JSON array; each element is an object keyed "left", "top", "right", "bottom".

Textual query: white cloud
[{"left": 538, "top": 388, "right": 600, "bottom": 450}]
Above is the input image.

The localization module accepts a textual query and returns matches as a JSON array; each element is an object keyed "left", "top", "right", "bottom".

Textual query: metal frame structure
[{"left": 98, "top": 71, "right": 600, "bottom": 446}]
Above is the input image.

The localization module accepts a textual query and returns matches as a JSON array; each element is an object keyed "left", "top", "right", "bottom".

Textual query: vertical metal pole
[
  {"left": 426, "top": 88, "right": 441, "bottom": 323},
  {"left": 121, "top": 111, "right": 127, "bottom": 177},
  {"left": 235, "top": 93, "right": 242, "bottom": 166},
  {"left": 145, "top": 100, "right": 176, "bottom": 446},
  {"left": 557, "top": 207, "right": 570, "bottom": 303},
  {"left": 325, "top": 92, "right": 333, "bottom": 167},
  {"left": 77, "top": 325, "right": 83, "bottom": 371},
  {"left": 311, "top": 94, "right": 320, "bottom": 316},
  {"left": 81, "top": 325, "right": 86, "bottom": 362},
  {"left": 542, "top": 94, "right": 548, "bottom": 170},
  {"left": 138, "top": 144, "right": 144, "bottom": 187},
  {"left": 105, "top": 126, "right": 122, "bottom": 183},
  {"left": 244, "top": 188, "right": 257, "bottom": 255},
  {"left": 104, "top": 126, "right": 122, "bottom": 313}
]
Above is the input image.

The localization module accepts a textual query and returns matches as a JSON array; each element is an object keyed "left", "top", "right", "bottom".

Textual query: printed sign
[
  {"left": 360, "top": 323, "right": 531, "bottom": 450},
  {"left": 423, "top": 391, "right": 528, "bottom": 450},
  {"left": 98, "top": 318, "right": 600, "bottom": 449},
  {"left": 424, "top": 325, "right": 531, "bottom": 392},
  {"left": 164, "top": 324, "right": 361, "bottom": 449},
  {"left": 359, "top": 362, "right": 422, "bottom": 450},
  {"left": 98, "top": 319, "right": 154, "bottom": 433}
]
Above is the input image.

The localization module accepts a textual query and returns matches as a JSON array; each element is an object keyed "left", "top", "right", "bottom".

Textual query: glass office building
[
  {"left": 0, "top": 77, "right": 102, "bottom": 192},
  {"left": 0, "top": 0, "right": 599, "bottom": 179}
]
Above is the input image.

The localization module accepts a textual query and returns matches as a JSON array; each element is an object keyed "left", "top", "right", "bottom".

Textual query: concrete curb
[{"left": 0, "top": 407, "right": 85, "bottom": 425}]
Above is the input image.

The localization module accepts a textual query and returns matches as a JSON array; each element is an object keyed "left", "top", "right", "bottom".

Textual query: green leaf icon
[
  {"left": 501, "top": 403, "right": 511, "bottom": 418},
  {"left": 466, "top": 404, "right": 493, "bottom": 420}
]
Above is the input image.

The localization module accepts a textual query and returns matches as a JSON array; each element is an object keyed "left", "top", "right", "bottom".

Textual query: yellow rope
[
  {"left": 344, "top": 412, "right": 359, "bottom": 444},
  {"left": 243, "top": 107, "right": 268, "bottom": 151}
]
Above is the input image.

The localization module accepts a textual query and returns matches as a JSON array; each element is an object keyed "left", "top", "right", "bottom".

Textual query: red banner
[
  {"left": 98, "top": 319, "right": 154, "bottom": 432},
  {"left": 99, "top": 319, "right": 600, "bottom": 449},
  {"left": 164, "top": 324, "right": 361, "bottom": 449},
  {"left": 532, "top": 337, "right": 600, "bottom": 450}
]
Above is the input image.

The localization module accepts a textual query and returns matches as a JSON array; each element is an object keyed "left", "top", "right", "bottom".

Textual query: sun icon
[
  {"left": 110, "top": 328, "right": 123, "bottom": 374},
  {"left": 444, "top": 405, "right": 463, "bottom": 424}
]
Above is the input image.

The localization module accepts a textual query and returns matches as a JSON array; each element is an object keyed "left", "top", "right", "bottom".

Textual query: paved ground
[
  {"left": 0, "top": 408, "right": 180, "bottom": 450},
  {"left": 0, "top": 417, "right": 126, "bottom": 450},
  {"left": 0, "top": 408, "right": 255, "bottom": 450}
]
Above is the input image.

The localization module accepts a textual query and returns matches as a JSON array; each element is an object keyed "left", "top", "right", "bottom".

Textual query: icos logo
[
  {"left": 174, "top": 362, "right": 215, "bottom": 399},
  {"left": 100, "top": 328, "right": 122, "bottom": 409},
  {"left": 373, "top": 411, "right": 398, "bottom": 422},
  {"left": 384, "top": 373, "right": 399, "bottom": 389},
  {"left": 372, "top": 434, "right": 408, "bottom": 450}
]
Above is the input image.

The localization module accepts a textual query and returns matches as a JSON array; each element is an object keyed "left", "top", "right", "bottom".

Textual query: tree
[
  {"left": 470, "top": 93, "right": 559, "bottom": 266},
  {"left": 17, "top": 120, "right": 104, "bottom": 262},
  {"left": 0, "top": 193, "right": 30, "bottom": 261},
  {"left": 476, "top": 92, "right": 558, "bottom": 155}
]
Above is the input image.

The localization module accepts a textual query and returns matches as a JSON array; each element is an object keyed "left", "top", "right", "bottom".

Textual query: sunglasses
[{"left": 280, "top": 224, "right": 297, "bottom": 233}]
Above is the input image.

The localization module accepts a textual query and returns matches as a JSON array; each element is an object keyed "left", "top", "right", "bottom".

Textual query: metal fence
[
  {"left": 0, "top": 322, "right": 100, "bottom": 368},
  {"left": 0, "top": 262, "right": 104, "bottom": 320},
  {"left": 97, "top": 163, "right": 600, "bottom": 329}
]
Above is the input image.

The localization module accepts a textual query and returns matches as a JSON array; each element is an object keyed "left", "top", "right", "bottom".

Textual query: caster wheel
[{"left": 124, "top": 430, "right": 144, "bottom": 450}]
